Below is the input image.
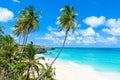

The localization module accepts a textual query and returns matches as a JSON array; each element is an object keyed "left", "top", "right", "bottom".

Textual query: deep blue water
[{"left": 44, "top": 48, "right": 120, "bottom": 72}]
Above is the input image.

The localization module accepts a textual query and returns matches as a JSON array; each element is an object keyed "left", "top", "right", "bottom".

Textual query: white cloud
[
  {"left": 0, "top": 7, "right": 14, "bottom": 22},
  {"left": 96, "top": 33, "right": 117, "bottom": 44},
  {"left": 12, "top": 0, "right": 20, "bottom": 3},
  {"left": 81, "top": 27, "right": 96, "bottom": 36},
  {"left": 103, "top": 28, "right": 120, "bottom": 36},
  {"left": 40, "top": 34, "right": 55, "bottom": 40},
  {"left": 34, "top": 16, "right": 120, "bottom": 46},
  {"left": 77, "top": 37, "right": 83, "bottom": 41},
  {"left": 48, "top": 26, "right": 56, "bottom": 31},
  {"left": 76, "top": 37, "right": 83, "bottom": 44},
  {"left": 96, "top": 33, "right": 106, "bottom": 43},
  {"left": 103, "top": 18, "right": 120, "bottom": 36},
  {"left": 106, "top": 36, "right": 117, "bottom": 42},
  {"left": 67, "top": 36, "right": 75, "bottom": 41},
  {"left": 106, "top": 18, "right": 120, "bottom": 28},
  {"left": 83, "top": 16, "right": 105, "bottom": 27},
  {"left": 74, "top": 31, "right": 79, "bottom": 35},
  {"left": 51, "top": 31, "right": 65, "bottom": 37},
  {"left": 82, "top": 36, "right": 96, "bottom": 44}
]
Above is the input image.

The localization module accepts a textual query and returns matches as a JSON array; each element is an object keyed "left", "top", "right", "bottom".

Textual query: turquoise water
[{"left": 44, "top": 48, "right": 120, "bottom": 72}]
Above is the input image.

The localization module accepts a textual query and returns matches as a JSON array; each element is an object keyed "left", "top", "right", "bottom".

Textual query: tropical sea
[{"left": 44, "top": 48, "right": 120, "bottom": 73}]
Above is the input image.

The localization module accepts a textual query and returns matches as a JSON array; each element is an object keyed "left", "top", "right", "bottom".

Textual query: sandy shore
[{"left": 45, "top": 58, "right": 120, "bottom": 80}]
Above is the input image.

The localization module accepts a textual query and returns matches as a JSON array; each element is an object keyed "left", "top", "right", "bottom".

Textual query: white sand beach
[{"left": 45, "top": 58, "right": 120, "bottom": 80}]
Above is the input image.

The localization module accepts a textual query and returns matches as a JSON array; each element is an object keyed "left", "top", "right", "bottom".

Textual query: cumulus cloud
[
  {"left": 106, "top": 36, "right": 117, "bottom": 42},
  {"left": 51, "top": 31, "right": 65, "bottom": 37},
  {"left": 76, "top": 37, "right": 83, "bottom": 44},
  {"left": 82, "top": 36, "right": 96, "bottom": 44},
  {"left": 81, "top": 27, "right": 96, "bottom": 36},
  {"left": 0, "top": 7, "right": 14, "bottom": 22},
  {"left": 83, "top": 16, "right": 105, "bottom": 27},
  {"left": 67, "top": 36, "right": 75, "bottom": 41},
  {"left": 34, "top": 18, "right": 120, "bottom": 46},
  {"left": 48, "top": 26, "right": 56, "bottom": 31},
  {"left": 103, "top": 28, "right": 120, "bottom": 36},
  {"left": 96, "top": 33, "right": 117, "bottom": 44},
  {"left": 40, "top": 34, "right": 55, "bottom": 40},
  {"left": 12, "top": 0, "right": 20, "bottom": 3},
  {"left": 103, "top": 18, "right": 120, "bottom": 36},
  {"left": 106, "top": 18, "right": 120, "bottom": 28}
]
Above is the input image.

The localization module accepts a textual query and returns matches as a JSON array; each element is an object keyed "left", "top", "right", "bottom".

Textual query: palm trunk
[
  {"left": 27, "top": 65, "right": 31, "bottom": 80},
  {"left": 37, "top": 32, "right": 68, "bottom": 80},
  {"left": 19, "top": 34, "right": 28, "bottom": 62},
  {"left": 24, "top": 34, "right": 28, "bottom": 46},
  {"left": 19, "top": 36, "right": 26, "bottom": 62},
  {"left": 31, "top": 65, "right": 36, "bottom": 79},
  {"left": 19, "top": 35, "right": 21, "bottom": 44}
]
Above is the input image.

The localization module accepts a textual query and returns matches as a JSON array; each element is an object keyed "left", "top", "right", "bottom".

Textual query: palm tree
[
  {"left": 13, "top": 6, "right": 41, "bottom": 46},
  {"left": 23, "top": 42, "right": 45, "bottom": 80},
  {"left": 38, "top": 5, "right": 78, "bottom": 79},
  {"left": 13, "top": 6, "right": 42, "bottom": 61}
]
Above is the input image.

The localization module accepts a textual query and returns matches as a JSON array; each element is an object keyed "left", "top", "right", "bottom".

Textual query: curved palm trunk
[{"left": 37, "top": 32, "right": 68, "bottom": 80}]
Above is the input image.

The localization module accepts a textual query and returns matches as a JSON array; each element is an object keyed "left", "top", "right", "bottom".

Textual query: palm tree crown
[
  {"left": 58, "top": 5, "right": 78, "bottom": 34},
  {"left": 14, "top": 6, "right": 40, "bottom": 37}
]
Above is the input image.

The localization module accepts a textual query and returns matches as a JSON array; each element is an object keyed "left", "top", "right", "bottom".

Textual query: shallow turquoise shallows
[{"left": 44, "top": 48, "right": 120, "bottom": 72}]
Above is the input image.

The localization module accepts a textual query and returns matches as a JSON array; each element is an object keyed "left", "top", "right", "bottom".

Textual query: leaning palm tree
[{"left": 38, "top": 5, "right": 78, "bottom": 79}]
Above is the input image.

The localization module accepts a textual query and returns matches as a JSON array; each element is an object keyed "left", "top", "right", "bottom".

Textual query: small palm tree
[
  {"left": 23, "top": 42, "right": 45, "bottom": 80},
  {"left": 38, "top": 5, "right": 78, "bottom": 79}
]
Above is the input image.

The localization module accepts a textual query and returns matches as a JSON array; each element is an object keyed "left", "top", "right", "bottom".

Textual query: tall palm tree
[
  {"left": 13, "top": 6, "right": 42, "bottom": 61},
  {"left": 38, "top": 5, "right": 78, "bottom": 79},
  {"left": 13, "top": 6, "right": 42, "bottom": 46}
]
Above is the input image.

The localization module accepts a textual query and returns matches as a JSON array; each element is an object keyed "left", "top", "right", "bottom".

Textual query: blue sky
[{"left": 0, "top": 0, "right": 120, "bottom": 47}]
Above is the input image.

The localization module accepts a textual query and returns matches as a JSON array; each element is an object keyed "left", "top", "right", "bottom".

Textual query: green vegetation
[
  {"left": 0, "top": 5, "right": 78, "bottom": 80},
  {"left": 0, "top": 6, "right": 55, "bottom": 80}
]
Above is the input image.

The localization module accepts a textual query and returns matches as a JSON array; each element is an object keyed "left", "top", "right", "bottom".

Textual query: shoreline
[
  {"left": 36, "top": 54, "right": 120, "bottom": 80},
  {"left": 45, "top": 57, "right": 120, "bottom": 80}
]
